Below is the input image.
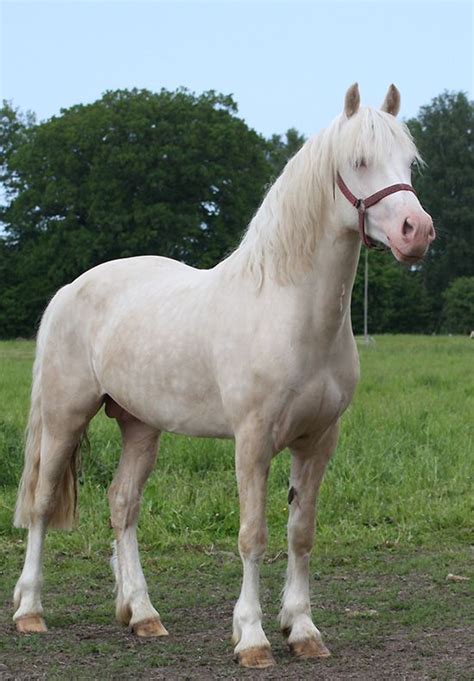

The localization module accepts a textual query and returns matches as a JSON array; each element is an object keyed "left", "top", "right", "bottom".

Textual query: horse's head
[{"left": 336, "top": 84, "right": 435, "bottom": 263}]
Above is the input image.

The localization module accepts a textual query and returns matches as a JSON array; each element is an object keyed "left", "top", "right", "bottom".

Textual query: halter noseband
[{"left": 336, "top": 172, "right": 417, "bottom": 248}]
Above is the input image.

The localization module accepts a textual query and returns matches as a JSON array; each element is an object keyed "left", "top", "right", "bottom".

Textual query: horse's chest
[{"left": 272, "top": 364, "right": 358, "bottom": 450}]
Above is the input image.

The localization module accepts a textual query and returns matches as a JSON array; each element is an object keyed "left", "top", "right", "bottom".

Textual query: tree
[
  {"left": 266, "top": 128, "right": 306, "bottom": 179},
  {"left": 351, "top": 251, "right": 432, "bottom": 334},
  {"left": 0, "top": 102, "right": 35, "bottom": 202},
  {"left": 0, "top": 89, "right": 270, "bottom": 336},
  {"left": 1, "top": 88, "right": 472, "bottom": 339},
  {"left": 407, "top": 92, "right": 474, "bottom": 327},
  {"left": 441, "top": 277, "right": 474, "bottom": 334}
]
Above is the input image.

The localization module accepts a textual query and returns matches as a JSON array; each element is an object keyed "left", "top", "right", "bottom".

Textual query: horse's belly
[
  {"left": 106, "top": 385, "right": 232, "bottom": 438},
  {"left": 148, "top": 388, "right": 232, "bottom": 438},
  {"left": 99, "top": 357, "right": 232, "bottom": 438}
]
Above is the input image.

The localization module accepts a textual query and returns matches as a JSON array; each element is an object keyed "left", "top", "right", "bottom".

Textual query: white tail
[{"left": 14, "top": 349, "right": 80, "bottom": 530}]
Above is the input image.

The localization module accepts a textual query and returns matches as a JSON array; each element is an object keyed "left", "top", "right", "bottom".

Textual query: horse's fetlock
[
  {"left": 115, "top": 598, "right": 132, "bottom": 626},
  {"left": 234, "top": 599, "right": 262, "bottom": 627},
  {"left": 14, "top": 576, "right": 43, "bottom": 598}
]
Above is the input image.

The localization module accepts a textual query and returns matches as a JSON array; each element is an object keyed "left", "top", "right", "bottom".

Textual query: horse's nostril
[{"left": 402, "top": 219, "right": 414, "bottom": 238}]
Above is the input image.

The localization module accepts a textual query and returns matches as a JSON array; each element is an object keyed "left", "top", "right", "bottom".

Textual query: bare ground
[
  {"left": 0, "top": 614, "right": 473, "bottom": 680},
  {"left": 1, "top": 548, "right": 472, "bottom": 680}
]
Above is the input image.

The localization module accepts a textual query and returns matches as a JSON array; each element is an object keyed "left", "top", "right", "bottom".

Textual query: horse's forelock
[{"left": 329, "top": 107, "right": 422, "bottom": 169}]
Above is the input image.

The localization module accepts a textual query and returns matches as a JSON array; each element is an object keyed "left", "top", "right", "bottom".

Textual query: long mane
[{"left": 229, "top": 107, "right": 421, "bottom": 286}]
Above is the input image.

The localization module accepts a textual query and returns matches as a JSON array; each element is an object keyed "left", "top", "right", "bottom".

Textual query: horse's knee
[
  {"left": 288, "top": 517, "right": 315, "bottom": 556},
  {"left": 238, "top": 522, "right": 268, "bottom": 560}
]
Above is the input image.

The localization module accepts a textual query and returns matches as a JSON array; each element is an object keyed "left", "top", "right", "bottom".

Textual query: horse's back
[
  {"left": 46, "top": 255, "right": 206, "bottom": 327},
  {"left": 40, "top": 256, "right": 231, "bottom": 435},
  {"left": 72, "top": 255, "right": 202, "bottom": 297}
]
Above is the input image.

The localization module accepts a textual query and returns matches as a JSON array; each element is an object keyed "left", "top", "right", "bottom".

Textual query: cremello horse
[{"left": 13, "top": 85, "right": 435, "bottom": 669}]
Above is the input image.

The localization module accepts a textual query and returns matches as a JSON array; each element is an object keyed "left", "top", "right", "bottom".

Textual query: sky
[{"left": 0, "top": 0, "right": 473, "bottom": 138}]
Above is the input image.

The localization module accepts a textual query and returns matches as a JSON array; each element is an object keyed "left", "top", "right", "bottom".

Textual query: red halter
[{"left": 336, "top": 172, "right": 417, "bottom": 248}]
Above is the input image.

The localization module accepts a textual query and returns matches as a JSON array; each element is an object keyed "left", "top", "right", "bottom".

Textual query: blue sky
[{"left": 1, "top": 0, "right": 473, "bottom": 137}]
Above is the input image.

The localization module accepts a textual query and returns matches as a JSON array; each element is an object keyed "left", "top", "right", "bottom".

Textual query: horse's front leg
[
  {"left": 232, "top": 426, "right": 275, "bottom": 669},
  {"left": 280, "top": 423, "right": 339, "bottom": 658}
]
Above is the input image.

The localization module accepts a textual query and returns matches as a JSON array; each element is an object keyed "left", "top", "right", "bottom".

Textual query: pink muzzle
[{"left": 336, "top": 172, "right": 418, "bottom": 249}]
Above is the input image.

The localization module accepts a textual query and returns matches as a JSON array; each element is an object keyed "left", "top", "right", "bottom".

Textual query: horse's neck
[
  {"left": 228, "top": 138, "right": 323, "bottom": 287},
  {"left": 260, "top": 221, "right": 361, "bottom": 345},
  {"left": 280, "top": 223, "right": 360, "bottom": 346},
  {"left": 219, "top": 140, "right": 361, "bottom": 340},
  {"left": 304, "top": 226, "right": 361, "bottom": 341},
  {"left": 221, "top": 209, "right": 361, "bottom": 342}
]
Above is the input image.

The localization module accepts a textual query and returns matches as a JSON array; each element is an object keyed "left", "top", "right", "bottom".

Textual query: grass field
[{"left": 0, "top": 336, "right": 473, "bottom": 679}]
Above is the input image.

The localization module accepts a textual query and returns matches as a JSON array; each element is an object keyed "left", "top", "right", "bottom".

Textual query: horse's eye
[{"left": 355, "top": 158, "right": 367, "bottom": 168}]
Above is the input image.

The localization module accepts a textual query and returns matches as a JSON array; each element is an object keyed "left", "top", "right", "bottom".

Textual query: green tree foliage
[
  {"left": 1, "top": 89, "right": 473, "bottom": 338},
  {"left": 266, "top": 127, "right": 306, "bottom": 179},
  {"left": 407, "top": 92, "right": 474, "bottom": 324},
  {"left": 0, "top": 102, "right": 36, "bottom": 192},
  {"left": 351, "top": 252, "right": 432, "bottom": 334},
  {"left": 441, "top": 277, "right": 474, "bottom": 334},
  {"left": 0, "top": 89, "right": 270, "bottom": 335}
]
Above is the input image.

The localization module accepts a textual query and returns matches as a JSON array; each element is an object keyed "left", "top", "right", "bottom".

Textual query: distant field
[{"left": 0, "top": 336, "right": 473, "bottom": 679}]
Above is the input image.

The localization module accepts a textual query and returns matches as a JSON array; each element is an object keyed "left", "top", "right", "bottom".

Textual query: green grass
[
  {"left": 1, "top": 336, "right": 472, "bottom": 556},
  {"left": 0, "top": 336, "right": 473, "bottom": 678}
]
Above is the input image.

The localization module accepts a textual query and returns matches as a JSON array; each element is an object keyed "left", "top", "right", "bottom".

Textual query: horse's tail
[
  {"left": 14, "top": 350, "right": 45, "bottom": 529},
  {"left": 14, "top": 319, "right": 81, "bottom": 530}
]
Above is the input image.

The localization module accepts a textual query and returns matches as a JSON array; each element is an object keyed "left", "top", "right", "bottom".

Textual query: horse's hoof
[
  {"left": 235, "top": 646, "right": 276, "bottom": 669},
  {"left": 15, "top": 615, "right": 48, "bottom": 634},
  {"left": 289, "top": 637, "right": 331, "bottom": 658},
  {"left": 132, "top": 617, "right": 169, "bottom": 637}
]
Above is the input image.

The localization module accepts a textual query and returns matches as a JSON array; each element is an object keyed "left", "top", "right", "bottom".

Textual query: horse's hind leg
[
  {"left": 13, "top": 513, "right": 48, "bottom": 632},
  {"left": 107, "top": 404, "right": 167, "bottom": 637},
  {"left": 13, "top": 421, "right": 90, "bottom": 632}
]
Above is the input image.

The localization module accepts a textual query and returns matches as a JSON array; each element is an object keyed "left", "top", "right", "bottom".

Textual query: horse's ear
[
  {"left": 381, "top": 84, "right": 401, "bottom": 116},
  {"left": 344, "top": 83, "right": 360, "bottom": 118}
]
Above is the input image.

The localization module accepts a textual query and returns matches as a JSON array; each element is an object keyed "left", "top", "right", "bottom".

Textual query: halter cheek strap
[{"left": 336, "top": 172, "right": 417, "bottom": 248}]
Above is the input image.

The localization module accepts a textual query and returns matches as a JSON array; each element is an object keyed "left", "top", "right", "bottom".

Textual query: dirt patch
[{"left": 1, "top": 613, "right": 472, "bottom": 680}]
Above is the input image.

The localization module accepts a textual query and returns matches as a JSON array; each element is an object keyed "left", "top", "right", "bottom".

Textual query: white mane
[{"left": 230, "top": 107, "right": 421, "bottom": 286}]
